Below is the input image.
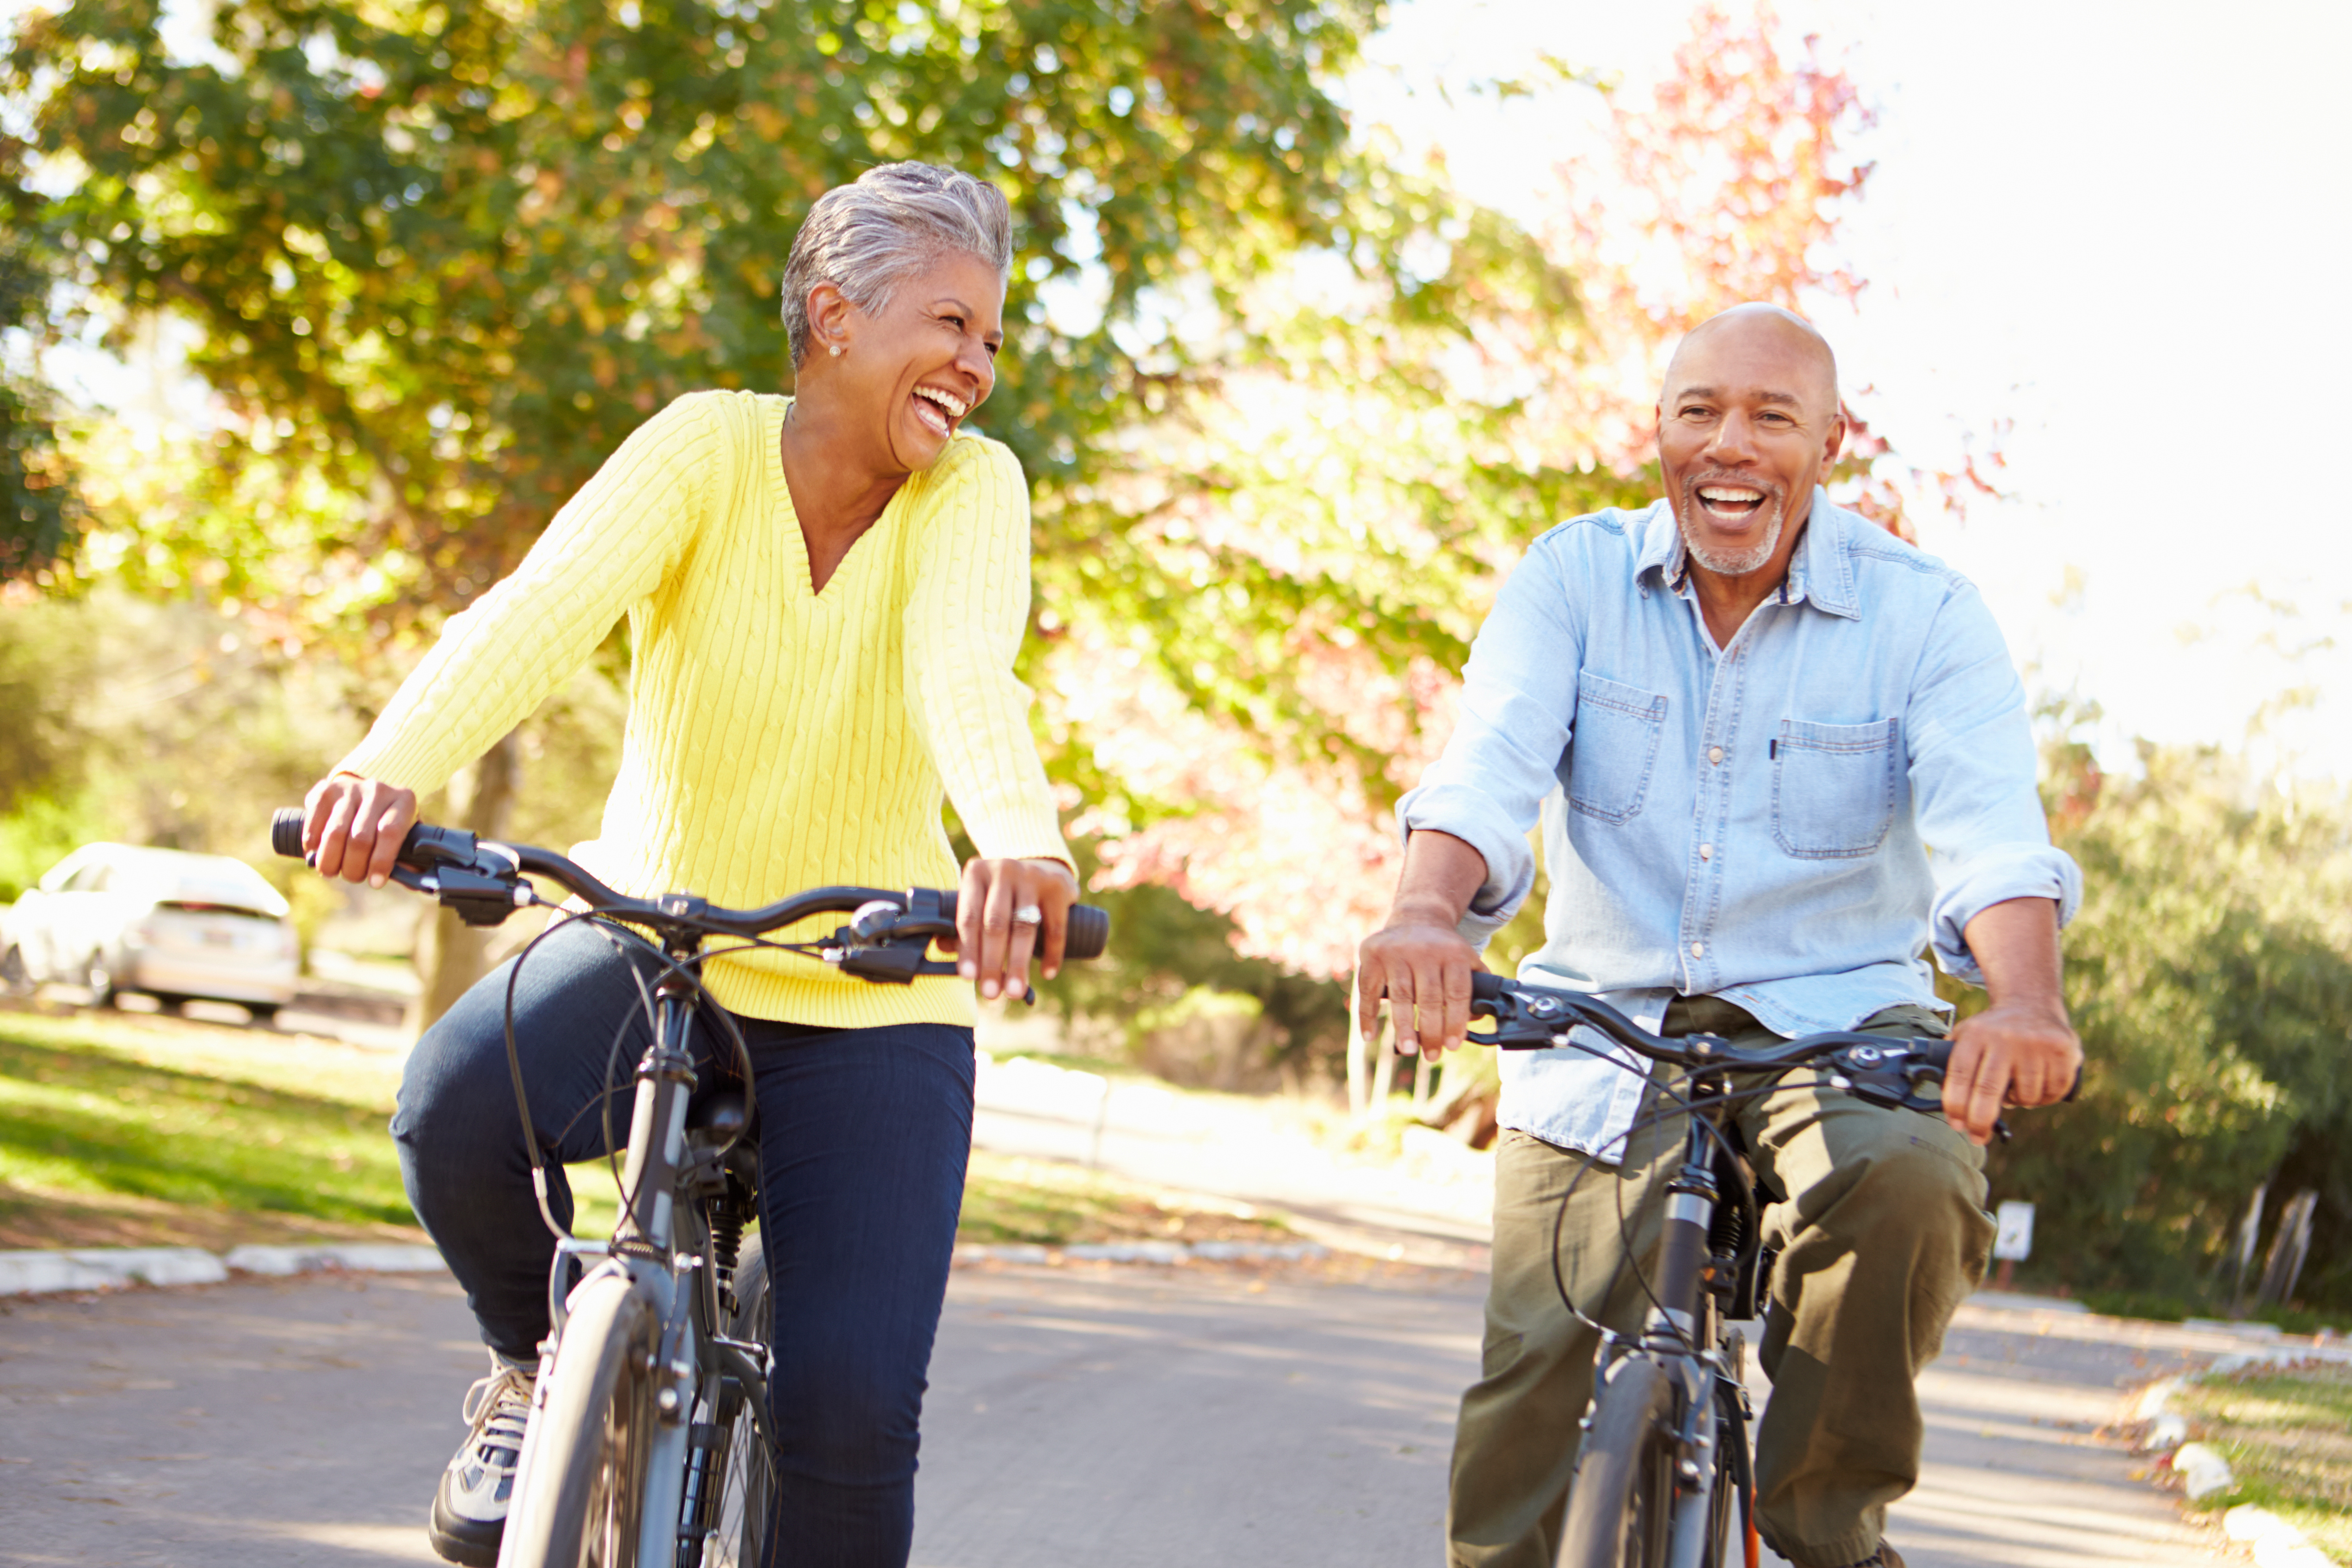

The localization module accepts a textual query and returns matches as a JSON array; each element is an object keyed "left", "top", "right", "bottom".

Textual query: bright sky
[{"left": 1350, "top": 0, "right": 2352, "bottom": 786}]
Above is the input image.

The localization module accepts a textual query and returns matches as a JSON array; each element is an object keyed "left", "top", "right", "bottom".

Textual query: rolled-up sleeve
[
  {"left": 1906, "top": 579, "right": 2083, "bottom": 983},
  {"left": 1398, "top": 535, "right": 1584, "bottom": 946}
]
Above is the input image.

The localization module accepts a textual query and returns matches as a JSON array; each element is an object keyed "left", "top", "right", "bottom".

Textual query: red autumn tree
[{"left": 1059, "top": 1, "right": 1950, "bottom": 978}]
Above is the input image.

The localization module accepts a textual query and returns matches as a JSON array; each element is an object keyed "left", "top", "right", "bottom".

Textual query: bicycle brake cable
[
  {"left": 1551, "top": 1065, "right": 1780, "bottom": 1355},
  {"left": 499, "top": 899, "right": 924, "bottom": 1249}
]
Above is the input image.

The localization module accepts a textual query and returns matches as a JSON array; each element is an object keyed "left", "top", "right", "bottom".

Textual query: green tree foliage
[
  {"left": 0, "top": 591, "right": 362, "bottom": 898},
  {"left": 0, "top": 129, "right": 76, "bottom": 578},
  {"left": 0, "top": 595, "right": 92, "bottom": 823},
  {"left": 1989, "top": 738, "right": 2352, "bottom": 1305},
  {"left": 11, "top": 0, "right": 1411, "bottom": 628},
  {"left": 14, "top": 0, "right": 1577, "bottom": 1021}
]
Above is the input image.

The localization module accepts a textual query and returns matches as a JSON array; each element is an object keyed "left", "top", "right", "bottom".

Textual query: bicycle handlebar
[
  {"left": 1466, "top": 970, "right": 2077, "bottom": 1127},
  {"left": 270, "top": 807, "right": 1109, "bottom": 963}
]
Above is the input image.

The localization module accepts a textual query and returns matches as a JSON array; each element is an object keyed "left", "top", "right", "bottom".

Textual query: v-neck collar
[{"left": 769, "top": 396, "right": 910, "bottom": 604}]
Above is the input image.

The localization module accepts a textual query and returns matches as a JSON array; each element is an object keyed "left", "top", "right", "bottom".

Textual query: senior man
[{"left": 1357, "top": 303, "right": 2082, "bottom": 1568}]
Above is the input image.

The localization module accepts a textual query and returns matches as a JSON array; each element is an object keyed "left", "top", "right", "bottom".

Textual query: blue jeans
[{"left": 392, "top": 919, "right": 974, "bottom": 1568}]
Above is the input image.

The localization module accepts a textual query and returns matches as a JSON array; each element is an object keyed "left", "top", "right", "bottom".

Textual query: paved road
[
  {"left": 1782, "top": 1297, "right": 2233, "bottom": 1568},
  {"left": 0, "top": 1264, "right": 2244, "bottom": 1568},
  {"left": 968, "top": 1048, "right": 1496, "bottom": 1269}
]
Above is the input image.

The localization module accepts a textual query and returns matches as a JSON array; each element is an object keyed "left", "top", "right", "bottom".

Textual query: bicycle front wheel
[
  {"left": 1557, "top": 1354, "right": 1679, "bottom": 1568},
  {"left": 503, "top": 1272, "right": 664, "bottom": 1568}
]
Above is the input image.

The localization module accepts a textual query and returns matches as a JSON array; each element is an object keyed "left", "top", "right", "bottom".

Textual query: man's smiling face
[{"left": 1656, "top": 306, "right": 1846, "bottom": 582}]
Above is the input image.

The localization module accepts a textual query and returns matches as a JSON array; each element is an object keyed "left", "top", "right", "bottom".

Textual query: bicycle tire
[
  {"left": 699, "top": 1230, "right": 775, "bottom": 1567},
  {"left": 503, "top": 1272, "right": 664, "bottom": 1568},
  {"left": 1557, "top": 1354, "right": 1679, "bottom": 1568}
]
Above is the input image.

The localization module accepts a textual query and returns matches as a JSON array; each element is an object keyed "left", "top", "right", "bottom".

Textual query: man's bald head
[
  {"left": 1654, "top": 302, "right": 1848, "bottom": 586},
  {"left": 1662, "top": 303, "right": 1840, "bottom": 417}
]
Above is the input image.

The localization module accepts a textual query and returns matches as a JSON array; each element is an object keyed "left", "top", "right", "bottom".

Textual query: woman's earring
[{"left": 828, "top": 343, "right": 842, "bottom": 357}]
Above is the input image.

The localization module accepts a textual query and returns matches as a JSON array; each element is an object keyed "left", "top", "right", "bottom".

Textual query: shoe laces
[{"left": 459, "top": 1362, "right": 536, "bottom": 1469}]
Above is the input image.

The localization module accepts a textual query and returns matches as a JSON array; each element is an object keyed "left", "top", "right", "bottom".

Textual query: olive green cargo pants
[{"left": 1445, "top": 996, "right": 1995, "bottom": 1568}]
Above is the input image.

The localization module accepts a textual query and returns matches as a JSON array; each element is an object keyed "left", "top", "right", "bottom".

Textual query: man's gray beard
[{"left": 1677, "top": 499, "right": 1783, "bottom": 577}]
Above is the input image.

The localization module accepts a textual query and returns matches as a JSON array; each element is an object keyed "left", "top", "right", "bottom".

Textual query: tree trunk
[
  {"left": 2230, "top": 1181, "right": 2271, "bottom": 1311},
  {"left": 1347, "top": 982, "right": 1371, "bottom": 1117},
  {"left": 1368, "top": 1024, "right": 1399, "bottom": 1111},
  {"left": 2257, "top": 1190, "right": 2319, "bottom": 1310},
  {"left": 404, "top": 728, "right": 523, "bottom": 1036}
]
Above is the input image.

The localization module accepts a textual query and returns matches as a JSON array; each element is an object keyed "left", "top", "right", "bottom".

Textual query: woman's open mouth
[{"left": 911, "top": 384, "right": 968, "bottom": 438}]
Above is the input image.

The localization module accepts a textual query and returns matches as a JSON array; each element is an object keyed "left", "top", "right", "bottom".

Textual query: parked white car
[{"left": 1, "top": 844, "right": 300, "bottom": 1020}]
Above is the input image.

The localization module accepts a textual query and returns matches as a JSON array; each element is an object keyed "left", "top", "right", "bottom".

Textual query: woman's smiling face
[{"left": 822, "top": 249, "right": 1005, "bottom": 473}]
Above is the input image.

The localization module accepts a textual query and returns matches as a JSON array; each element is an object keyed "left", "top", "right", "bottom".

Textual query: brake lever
[
  {"left": 1829, "top": 1045, "right": 2010, "bottom": 1143},
  {"left": 1465, "top": 988, "right": 1577, "bottom": 1051},
  {"left": 831, "top": 936, "right": 1036, "bottom": 1004}
]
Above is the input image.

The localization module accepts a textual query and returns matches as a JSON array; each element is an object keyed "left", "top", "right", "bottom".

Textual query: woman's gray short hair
[{"left": 780, "top": 162, "right": 1014, "bottom": 368}]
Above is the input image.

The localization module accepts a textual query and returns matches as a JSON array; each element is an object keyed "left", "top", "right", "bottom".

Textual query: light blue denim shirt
[{"left": 1398, "top": 492, "right": 2081, "bottom": 1161}]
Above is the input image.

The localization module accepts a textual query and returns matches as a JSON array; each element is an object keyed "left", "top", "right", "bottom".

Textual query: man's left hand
[{"left": 1941, "top": 1000, "right": 2081, "bottom": 1147}]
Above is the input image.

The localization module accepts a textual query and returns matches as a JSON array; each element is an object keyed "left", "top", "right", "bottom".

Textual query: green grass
[
  {"left": 0, "top": 1004, "right": 1287, "bottom": 1254},
  {"left": 0, "top": 1006, "right": 420, "bottom": 1246},
  {"left": 2077, "top": 1287, "right": 2352, "bottom": 1337},
  {"left": 2173, "top": 1362, "right": 2352, "bottom": 1562}
]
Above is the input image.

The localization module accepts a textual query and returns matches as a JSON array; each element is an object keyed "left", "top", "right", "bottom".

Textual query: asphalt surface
[
  {"left": 0, "top": 1003, "right": 2253, "bottom": 1566},
  {"left": 0, "top": 1262, "right": 1477, "bottom": 1568},
  {"left": 0, "top": 1263, "right": 2251, "bottom": 1568}
]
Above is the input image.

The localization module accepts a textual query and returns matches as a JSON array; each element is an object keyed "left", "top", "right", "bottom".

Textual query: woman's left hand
[{"left": 950, "top": 857, "right": 1080, "bottom": 1001}]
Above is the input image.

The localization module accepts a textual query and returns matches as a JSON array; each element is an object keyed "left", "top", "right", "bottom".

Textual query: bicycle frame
[
  {"left": 1596, "top": 1068, "right": 1761, "bottom": 1568},
  {"left": 502, "top": 933, "right": 773, "bottom": 1568},
  {"left": 266, "top": 806, "right": 1111, "bottom": 1568},
  {"left": 1459, "top": 973, "right": 2007, "bottom": 1568}
]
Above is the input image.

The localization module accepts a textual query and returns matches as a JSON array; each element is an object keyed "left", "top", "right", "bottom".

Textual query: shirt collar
[{"left": 1635, "top": 489, "right": 1862, "bottom": 620}]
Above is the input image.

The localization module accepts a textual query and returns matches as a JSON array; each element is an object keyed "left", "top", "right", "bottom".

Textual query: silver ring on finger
[{"left": 1010, "top": 904, "right": 1043, "bottom": 926}]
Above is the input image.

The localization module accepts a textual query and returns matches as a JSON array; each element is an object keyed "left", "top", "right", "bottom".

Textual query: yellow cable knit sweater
[{"left": 335, "top": 390, "right": 1071, "bottom": 1028}]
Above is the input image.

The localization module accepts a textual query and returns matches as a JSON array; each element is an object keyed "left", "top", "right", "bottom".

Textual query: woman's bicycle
[
  {"left": 1465, "top": 972, "right": 2060, "bottom": 1568},
  {"left": 270, "top": 809, "right": 1107, "bottom": 1568}
]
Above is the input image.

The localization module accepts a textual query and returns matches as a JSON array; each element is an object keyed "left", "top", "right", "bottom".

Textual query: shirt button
[
  {"left": 1708, "top": 746, "right": 1725, "bottom": 765},
  {"left": 1690, "top": 941, "right": 1706, "bottom": 958},
  {"left": 1699, "top": 843, "right": 1713, "bottom": 861}
]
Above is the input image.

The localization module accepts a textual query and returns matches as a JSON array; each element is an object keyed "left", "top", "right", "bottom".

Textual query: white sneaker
[{"left": 428, "top": 1355, "right": 536, "bottom": 1566}]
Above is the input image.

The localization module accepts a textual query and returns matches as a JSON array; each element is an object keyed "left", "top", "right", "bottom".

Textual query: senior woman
[{"left": 299, "top": 162, "right": 1077, "bottom": 1568}]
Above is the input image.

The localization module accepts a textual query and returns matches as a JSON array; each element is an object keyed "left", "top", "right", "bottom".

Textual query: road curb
[
  {"left": 2, "top": 1239, "right": 1332, "bottom": 1296},
  {"left": 953, "top": 1240, "right": 1331, "bottom": 1267},
  {"left": 0, "top": 1247, "right": 229, "bottom": 1294},
  {"left": 2130, "top": 1352, "right": 2352, "bottom": 1566},
  {"left": 0, "top": 1242, "right": 445, "bottom": 1296}
]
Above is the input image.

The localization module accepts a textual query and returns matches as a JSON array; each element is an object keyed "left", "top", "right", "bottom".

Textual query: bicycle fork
[{"left": 1638, "top": 1107, "right": 1760, "bottom": 1568}]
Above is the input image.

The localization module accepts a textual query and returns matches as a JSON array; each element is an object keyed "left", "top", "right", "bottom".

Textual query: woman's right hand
[{"left": 303, "top": 774, "right": 419, "bottom": 887}]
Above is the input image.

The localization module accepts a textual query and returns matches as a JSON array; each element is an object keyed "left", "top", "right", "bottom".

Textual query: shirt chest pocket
[
  {"left": 1561, "top": 671, "right": 1670, "bottom": 825},
  {"left": 1772, "top": 717, "right": 1901, "bottom": 859}
]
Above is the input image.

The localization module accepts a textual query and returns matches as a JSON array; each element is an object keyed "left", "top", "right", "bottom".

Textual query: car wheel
[
  {"left": 0, "top": 945, "right": 28, "bottom": 997},
  {"left": 84, "top": 956, "right": 119, "bottom": 1008}
]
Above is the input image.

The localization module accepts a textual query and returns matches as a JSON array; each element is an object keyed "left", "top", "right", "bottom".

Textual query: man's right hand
[
  {"left": 1356, "top": 910, "right": 1484, "bottom": 1062},
  {"left": 303, "top": 774, "right": 419, "bottom": 888}
]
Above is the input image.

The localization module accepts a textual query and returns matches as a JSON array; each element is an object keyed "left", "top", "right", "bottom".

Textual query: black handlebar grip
[
  {"left": 933, "top": 892, "right": 1109, "bottom": 961},
  {"left": 271, "top": 807, "right": 307, "bottom": 859},
  {"left": 1063, "top": 904, "right": 1109, "bottom": 962},
  {"left": 1471, "top": 971, "right": 1507, "bottom": 1001}
]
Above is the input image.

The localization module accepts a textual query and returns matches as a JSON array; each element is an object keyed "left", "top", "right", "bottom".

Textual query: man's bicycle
[
  {"left": 270, "top": 809, "right": 1107, "bottom": 1568},
  {"left": 1465, "top": 972, "right": 2053, "bottom": 1568}
]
